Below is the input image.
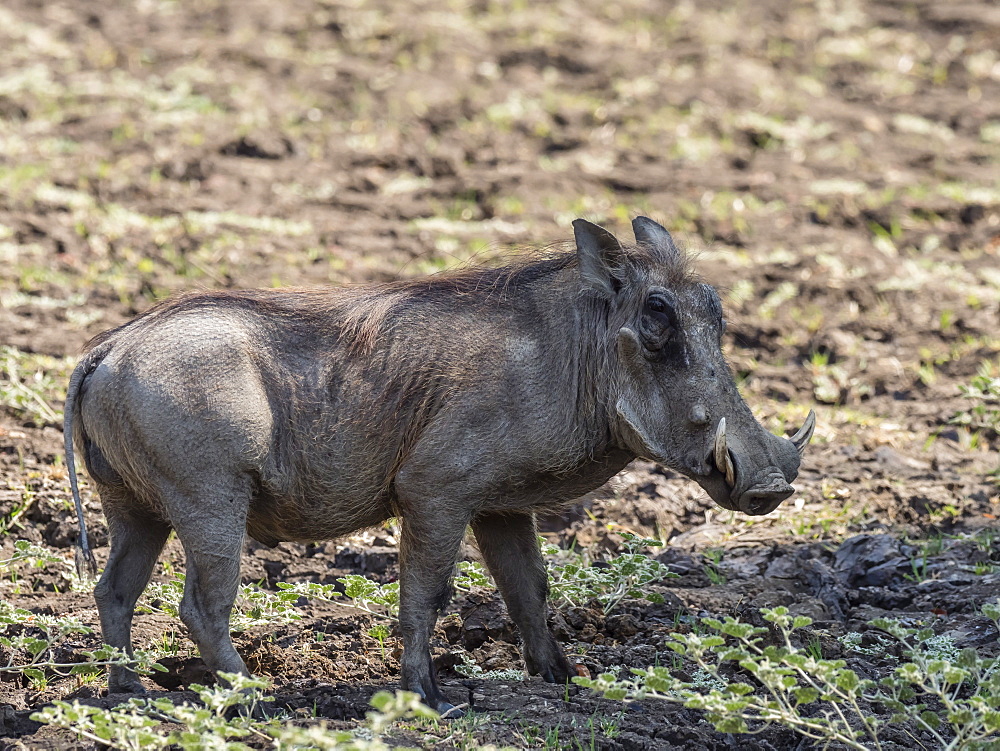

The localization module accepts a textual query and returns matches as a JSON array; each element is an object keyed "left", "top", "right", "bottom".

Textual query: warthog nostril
[{"left": 741, "top": 471, "right": 795, "bottom": 515}]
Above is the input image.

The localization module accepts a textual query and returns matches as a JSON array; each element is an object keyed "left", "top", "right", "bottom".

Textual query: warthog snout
[{"left": 704, "top": 410, "right": 816, "bottom": 515}]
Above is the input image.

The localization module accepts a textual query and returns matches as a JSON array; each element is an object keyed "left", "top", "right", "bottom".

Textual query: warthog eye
[
  {"left": 644, "top": 294, "right": 676, "bottom": 327},
  {"left": 640, "top": 293, "right": 678, "bottom": 351}
]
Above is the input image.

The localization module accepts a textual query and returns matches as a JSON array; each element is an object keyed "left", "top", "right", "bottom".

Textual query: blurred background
[{"left": 1, "top": 0, "right": 998, "bottom": 358}]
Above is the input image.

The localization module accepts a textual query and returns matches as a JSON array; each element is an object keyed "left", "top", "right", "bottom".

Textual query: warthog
[{"left": 65, "top": 216, "right": 814, "bottom": 713}]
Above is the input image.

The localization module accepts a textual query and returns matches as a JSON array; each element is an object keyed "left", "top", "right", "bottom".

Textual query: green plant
[
  {"left": 973, "top": 528, "right": 997, "bottom": 554},
  {"left": 368, "top": 623, "right": 392, "bottom": 661},
  {"left": 156, "top": 629, "right": 183, "bottom": 657},
  {"left": 951, "top": 360, "right": 1000, "bottom": 439},
  {"left": 704, "top": 567, "right": 726, "bottom": 586},
  {"left": 838, "top": 631, "right": 898, "bottom": 662},
  {"left": 595, "top": 711, "right": 624, "bottom": 739},
  {"left": 0, "top": 541, "right": 165, "bottom": 688},
  {"left": 542, "top": 533, "right": 677, "bottom": 615},
  {"left": 0, "top": 596, "right": 164, "bottom": 689},
  {"left": 0, "top": 537, "right": 89, "bottom": 594},
  {"left": 140, "top": 574, "right": 302, "bottom": 631},
  {"left": 0, "top": 488, "right": 37, "bottom": 535},
  {"left": 236, "top": 581, "right": 303, "bottom": 629},
  {"left": 806, "top": 349, "right": 858, "bottom": 404},
  {"left": 277, "top": 561, "right": 488, "bottom": 631},
  {"left": 805, "top": 636, "right": 824, "bottom": 661},
  {"left": 0, "top": 346, "right": 67, "bottom": 426},
  {"left": 515, "top": 721, "right": 562, "bottom": 749},
  {"left": 454, "top": 560, "right": 492, "bottom": 592},
  {"left": 33, "top": 672, "right": 441, "bottom": 750},
  {"left": 1, "top": 539, "right": 64, "bottom": 569},
  {"left": 274, "top": 689, "right": 441, "bottom": 750},
  {"left": 278, "top": 576, "right": 401, "bottom": 620},
  {"left": 703, "top": 548, "right": 727, "bottom": 586},
  {"left": 454, "top": 652, "right": 525, "bottom": 681},
  {"left": 576, "top": 603, "right": 1000, "bottom": 750},
  {"left": 904, "top": 549, "right": 932, "bottom": 582}
]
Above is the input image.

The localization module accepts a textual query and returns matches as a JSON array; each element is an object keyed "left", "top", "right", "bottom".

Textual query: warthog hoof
[{"left": 107, "top": 677, "right": 146, "bottom": 695}]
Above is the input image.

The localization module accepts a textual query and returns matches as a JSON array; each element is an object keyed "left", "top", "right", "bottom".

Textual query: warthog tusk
[
  {"left": 789, "top": 409, "right": 816, "bottom": 456},
  {"left": 713, "top": 417, "right": 735, "bottom": 486}
]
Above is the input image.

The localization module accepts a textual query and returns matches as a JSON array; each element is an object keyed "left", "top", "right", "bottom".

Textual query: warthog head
[{"left": 576, "top": 216, "right": 815, "bottom": 515}]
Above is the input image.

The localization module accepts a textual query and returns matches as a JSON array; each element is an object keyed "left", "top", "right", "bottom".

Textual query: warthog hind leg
[
  {"left": 472, "top": 511, "right": 571, "bottom": 683},
  {"left": 167, "top": 485, "right": 251, "bottom": 681},
  {"left": 93, "top": 489, "right": 171, "bottom": 694}
]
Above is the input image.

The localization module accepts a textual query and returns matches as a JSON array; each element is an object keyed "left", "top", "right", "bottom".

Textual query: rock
[
  {"left": 834, "top": 534, "right": 903, "bottom": 587},
  {"left": 219, "top": 133, "right": 294, "bottom": 160},
  {"left": 872, "top": 446, "right": 930, "bottom": 475},
  {"left": 458, "top": 597, "right": 516, "bottom": 649},
  {"left": 605, "top": 613, "right": 640, "bottom": 639},
  {"left": 799, "top": 557, "right": 850, "bottom": 621},
  {"left": 748, "top": 589, "right": 796, "bottom": 614},
  {"left": 654, "top": 548, "right": 701, "bottom": 576},
  {"left": 150, "top": 656, "right": 212, "bottom": 690},
  {"left": 940, "top": 622, "right": 1000, "bottom": 649},
  {"left": 0, "top": 705, "right": 15, "bottom": 736},
  {"left": 860, "top": 558, "right": 908, "bottom": 588},
  {"left": 333, "top": 545, "right": 397, "bottom": 575},
  {"left": 787, "top": 597, "right": 831, "bottom": 622},
  {"left": 764, "top": 554, "right": 802, "bottom": 581}
]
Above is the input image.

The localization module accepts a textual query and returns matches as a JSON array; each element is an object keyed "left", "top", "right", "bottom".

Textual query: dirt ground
[{"left": 1, "top": 0, "right": 999, "bottom": 748}]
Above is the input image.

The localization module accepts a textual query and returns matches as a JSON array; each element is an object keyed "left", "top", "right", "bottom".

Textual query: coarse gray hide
[{"left": 64, "top": 216, "right": 814, "bottom": 714}]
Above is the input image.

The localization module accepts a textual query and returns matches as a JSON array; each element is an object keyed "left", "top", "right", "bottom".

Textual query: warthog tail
[{"left": 64, "top": 342, "right": 113, "bottom": 578}]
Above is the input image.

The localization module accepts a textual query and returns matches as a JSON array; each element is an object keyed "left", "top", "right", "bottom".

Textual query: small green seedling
[
  {"left": 543, "top": 533, "right": 677, "bottom": 615},
  {"left": 576, "top": 602, "right": 1000, "bottom": 750}
]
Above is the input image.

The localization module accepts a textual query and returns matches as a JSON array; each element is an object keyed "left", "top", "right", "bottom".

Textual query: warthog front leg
[
  {"left": 94, "top": 491, "right": 171, "bottom": 694},
  {"left": 397, "top": 513, "right": 469, "bottom": 716},
  {"left": 472, "top": 512, "right": 571, "bottom": 683}
]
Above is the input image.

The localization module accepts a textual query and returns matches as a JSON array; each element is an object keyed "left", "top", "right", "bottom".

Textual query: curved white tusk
[
  {"left": 713, "top": 417, "right": 735, "bottom": 486},
  {"left": 789, "top": 409, "right": 816, "bottom": 456}
]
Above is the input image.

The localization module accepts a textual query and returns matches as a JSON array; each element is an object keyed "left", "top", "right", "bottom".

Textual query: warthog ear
[
  {"left": 573, "top": 218, "right": 625, "bottom": 296},
  {"left": 632, "top": 216, "right": 680, "bottom": 262}
]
